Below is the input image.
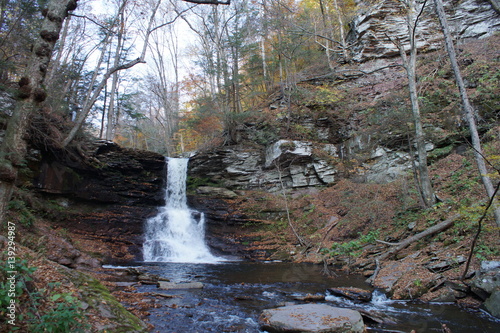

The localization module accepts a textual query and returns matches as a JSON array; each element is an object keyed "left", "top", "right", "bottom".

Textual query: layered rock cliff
[
  {"left": 31, "top": 141, "right": 165, "bottom": 263},
  {"left": 349, "top": 0, "right": 500, "bottom": 62}
]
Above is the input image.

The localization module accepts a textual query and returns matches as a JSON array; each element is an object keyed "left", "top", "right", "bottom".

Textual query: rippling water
[{"left": 128, "top": 262, "right": 500, "bottom": 333}]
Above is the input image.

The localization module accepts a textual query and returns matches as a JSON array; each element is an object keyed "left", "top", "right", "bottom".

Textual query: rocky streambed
[{"left": 100, "top": 261, "right": 500, "bottom": 333}]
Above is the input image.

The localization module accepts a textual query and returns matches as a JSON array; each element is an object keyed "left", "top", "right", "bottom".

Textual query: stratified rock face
[
  {"left": 32, "top": 141, "right": 166, "bottom": 263},
  {"left": 349, "top": 0, "right": 500, "bottom": 62},
  {"left": 259, "top": 304, "right": 365, "bottom": 333},
  {"left": 34, "top": 141, "right": 165, "bottom": 205},
  {"left": 188, "top": 141, "right": 338, "bottom": 192}
]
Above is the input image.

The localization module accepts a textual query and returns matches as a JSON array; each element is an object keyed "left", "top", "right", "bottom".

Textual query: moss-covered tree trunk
[{"left": 0, "top": 0, "right": 78, "bottom": 224}]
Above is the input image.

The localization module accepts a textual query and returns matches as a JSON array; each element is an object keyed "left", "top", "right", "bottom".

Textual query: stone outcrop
[
  {"left": 188, "top": 140, "right": 339, "bottom": 192},
  {"left": 349, "top": 0, "right": 500, "bottom": 62},
  {"left": 34, "top": 141, "right": 165, "bottom": 205},
  {"left": 31, "top": 141, "right": 166, "bottom": 263},
  {"left": 259, "top": 304, "right": 365, "bottom": 333},
  {"left": 187, "top": 194, "right": 270, "bottom": 260}
]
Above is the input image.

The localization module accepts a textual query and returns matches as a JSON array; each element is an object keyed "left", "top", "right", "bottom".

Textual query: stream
[
  {"left": 120, "top": 261, "right": 500, "bottom": 333},
  {"left": 132, "top": 157, "right": 500, "bottom": 332}
]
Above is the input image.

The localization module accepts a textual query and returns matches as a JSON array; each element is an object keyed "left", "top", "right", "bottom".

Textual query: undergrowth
[{"left": 0, "top": 258, "right": 88, "bottom": 332}]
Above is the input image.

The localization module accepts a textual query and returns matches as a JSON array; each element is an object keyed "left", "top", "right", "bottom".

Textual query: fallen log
[{"left": 376, "top": 214, "right": 460, "bottom": 262}]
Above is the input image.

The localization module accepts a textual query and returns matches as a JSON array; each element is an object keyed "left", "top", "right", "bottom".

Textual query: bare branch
[
  {"left": 149, "top": 6, "right": 194, "bottom": 34},
  {"left": 69, "top": 14, "right": 114, "bottom": 33},
  {"left": 182, "top": 0, "right": 230, "bottom": 5}
]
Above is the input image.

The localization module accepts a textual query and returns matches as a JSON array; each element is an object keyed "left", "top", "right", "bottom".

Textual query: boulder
[
  {"left": 471, "top": 261, "right": 500, "bottom": 318},
  {"left": 484, "top": 291, "right": 500, "bottom": 318},
  {"left": 259, "top": 304, "right": 364, "bottom": 333},
  {"left": 472, "top": 261, "right": 500, "bottom": 294}
]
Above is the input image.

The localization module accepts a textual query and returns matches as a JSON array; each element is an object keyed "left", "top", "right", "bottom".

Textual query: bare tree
[
  {"left": 387, "top": 0, "right": 435, "bottom": 208},
  {"left": 106, "top": 1, "right": 128, "bottom": 140},
  {"left": 62, "top": 0, "right": 163, "bottom": 147},
  {"left": 433, "top": 0, "right": 500, "bottom": 226}
]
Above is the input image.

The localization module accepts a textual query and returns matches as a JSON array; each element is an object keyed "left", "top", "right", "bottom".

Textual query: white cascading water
[{"left": 143, "top": 157, "right": 221, "bottom": 263}]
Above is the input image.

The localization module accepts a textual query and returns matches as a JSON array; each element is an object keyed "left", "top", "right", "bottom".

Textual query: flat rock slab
[
  {"left": 259, "top": 304, "right": 364, "bottom": 333},
  {"left": 158, "top": 281, "right": 204, "bottom": 290},
  {"left": 373, "top": 261, "right": 416, "bottom": 293},
  {"left": 328, "top": 287, "right": 372, "bottom": 302}
]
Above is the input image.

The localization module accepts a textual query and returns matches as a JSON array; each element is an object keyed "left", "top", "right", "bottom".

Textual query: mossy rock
[{"left": 60, "top": 267, "right": 148, "bottom": 333}]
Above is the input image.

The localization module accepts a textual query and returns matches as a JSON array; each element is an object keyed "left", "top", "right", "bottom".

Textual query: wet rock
[
  {"left": 234, "top": 295, "right": 256, "bottom": 301},
  {"left": 356, "top": 309, "right": 397, "bottom": 325},
  {"left": 428, "top": 286, "right": 468, "bottom": 303},
  {"left": 484, "top": 291, "right": 500, "bottom": 318},
  {"left": 292, "top": 293, "right": 326, "bottom": 302},
  {"left": 327, "top": 287, "right": 373, "bottom": 302},
  {"left": 113, "top": 282, "right": 138, "bottom": 288},
  {"left": 259, "top": 304, "right": 365, "bottom": 333},
  {"left": 31, "top": 141, "right": 166, "bottom": 263},
  {"left": 158, "top": 281, "right": 204, "bottom": 290},
  {"left": 372, "top": 261, "right": 416, "bottom": 294},
  {"left": 138, "top": 273, "right": 164, "bottom": 285}
]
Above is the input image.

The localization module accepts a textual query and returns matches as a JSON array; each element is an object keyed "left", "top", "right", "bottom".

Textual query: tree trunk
[
  {"left": 375, "top": 214, "right": 459, "bottom": 261},
  {"left": 0, "top": 0, "right": 78, "bottom": 224},
  {"left": 319, "top": 0, "right": 335, "bottom": 70},
  {"left": 106, "top": 20, "right": 125, "bottom": 141},
  {"left": 395, "top": 0, "right": 435, "bottom": 207},
  {"left": 433, "top": 0, "right": 500, "bottom": 227},
  {"left": 333, "top": 0, "right": 349, "bottom": 62}
]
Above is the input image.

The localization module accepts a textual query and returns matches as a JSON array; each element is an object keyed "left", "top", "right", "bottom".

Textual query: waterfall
[{"left": 143, "top": 158, "right": 221, "bottom": 263}]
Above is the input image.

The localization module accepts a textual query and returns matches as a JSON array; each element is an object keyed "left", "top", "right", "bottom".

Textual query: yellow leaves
[{"left": 308, "top": 85, "right": 344, "bottom": 106}]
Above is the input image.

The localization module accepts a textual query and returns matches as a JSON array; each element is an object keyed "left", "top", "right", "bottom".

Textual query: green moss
[
  {"left": 427, "top": 145, "right": 453, "bottom": 162},
  {"left": 60, "top": 267, "right": 148, "bottom": 333}
]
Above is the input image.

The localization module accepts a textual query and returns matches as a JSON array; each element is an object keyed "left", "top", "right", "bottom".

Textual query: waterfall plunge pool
[{"left": 117, "top": 261, "right": 500, "bottom": 333}]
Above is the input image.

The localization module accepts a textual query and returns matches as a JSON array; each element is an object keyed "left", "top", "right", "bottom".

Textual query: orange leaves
[{"left": 174, "top": 114, "right": 224, "bottom": 153}]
